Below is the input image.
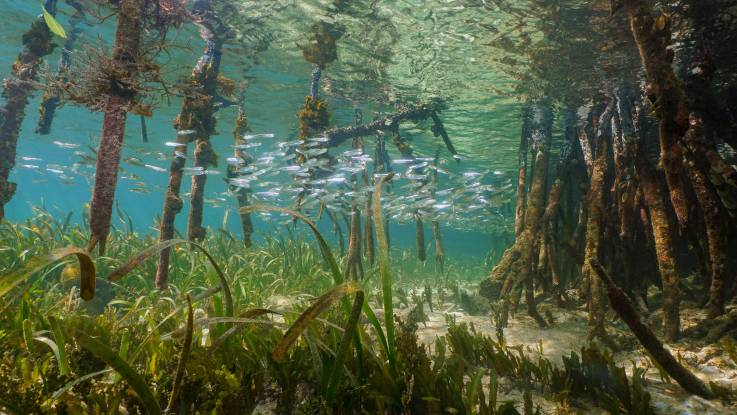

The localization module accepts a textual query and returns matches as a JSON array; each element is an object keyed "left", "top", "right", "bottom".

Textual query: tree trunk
[
  {"left": 156, "top": 4, "right": 221, "bottom": 287},
  {"left": 582, "top": 102, "right": 613, "bottom": 340},
  {"left": 518, "top": 100, "right": 553, "bottom": 327},
  {"left": 88, "top": 0, "right": 145, "bottom": 253},
  {"left": 186, "top": 43, "right": 223, "bottom": 242},
  {"left": 432, "top": 221, "right": 445, "bottom": 274},
  {"left": 542, "top": 105, "right": 578, "bottom": 304},
  {"left": 591, "top": 261, "right": 713, "bottom": 399},
  {"left": 622, "top": 0, "right": 692, "bottom": 228},
  {"left": 36, "top": 2, "right": 83, "bottom": 135},
  {"left": 324, "top": 102, "right": 449, "bottom": 148},
  {"left": 429, "top": 154, "right": 445, "bottom": 274},
  {"left": 187, "top": 138, "right": 215, "bottom": 241},
  {"left": 230, "top": 108, "right": 254, "bottom": 247},
  {"left": 515, "top": 105, "right": 532, "bottom": 236},
  {"left": 684, "top": 119, "right": 728, "bottom": 317},
  {"left": 416, "top": 218, "right": 427, "bottom": 262},
  {"left": 0, "top": 2, "right": 58, "bottom": 222},
  {"left": 479, "top": 100, "right": 551, "bottom": 328},
  {"left": 635, "top": 138, "right": 681, "bottom": 341}
]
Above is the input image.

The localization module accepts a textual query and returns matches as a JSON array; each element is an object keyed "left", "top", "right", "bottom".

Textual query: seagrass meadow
[{"left": 1, "top": 1, "right": 737, "bottom": 414}]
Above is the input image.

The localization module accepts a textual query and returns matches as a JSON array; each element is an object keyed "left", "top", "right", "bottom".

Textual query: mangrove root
[{"left": 591, "top": 261, "right": 714, "bottom": 400}]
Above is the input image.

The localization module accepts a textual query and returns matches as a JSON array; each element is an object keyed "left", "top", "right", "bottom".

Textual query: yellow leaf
[{"left": 42, "top": 6, "right": 67, "bottom": 39}]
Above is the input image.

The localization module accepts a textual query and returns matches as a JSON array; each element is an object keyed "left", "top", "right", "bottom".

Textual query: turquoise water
[{"left": 0, "top": 1, "right": 525, "bottom": 259}]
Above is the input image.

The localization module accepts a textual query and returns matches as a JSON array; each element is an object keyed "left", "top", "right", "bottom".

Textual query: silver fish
[
  {"left": 234, "top": 142, "right": 262, "bottom": 149},
  {"left": 279, "top": 140, "right": 304, "bottom": 148},
  {"left": 52, "top": 141, "right": 79, "bottom": 149},
  {"left": 304, "top": 148, "right": 328, "bottom": 157},
  {"left": 342, "top": 149, "right": 364, "bottom": 157},
  {"left": 145, "top": 164, "right": 166, "bottom": 172},
  {"left": 327, "top": 175, "right": 347, "bottom": 183},
  {"left": 307, "top": 135, "right": 329, "bottom": 142},
  {"left": 244, "top": 133, "right": 275, "bottom": 139},
  {"left": 183, "top": 166, "right": 205, "bottom": 176}
]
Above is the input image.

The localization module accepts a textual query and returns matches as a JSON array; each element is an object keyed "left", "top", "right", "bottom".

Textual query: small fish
[
  {"left": 228, "top": 178, "right": 252, "bottom": 187},
  {"left": 279, "top": 140, "right": 304, "bottom": 148},
  {"left": 256, "top": 156, "right": 275, "bottom": 164},
  {"left": 144, "top": 164, "right": 166, "bottom": 172},
  {"left": 125, "top": 157, "right": 145, "bottom": 167},
  {"left": 264, "top": 151, "right": 286, "bottom": 157},
  {"left": 307, "top": 135, "right": 329, "bottom": 142},
  {"left": 339, "top": 166, "right": 364, "bottom": 174},
  {"left": 204, "top": 197, "right": 226, "bottom": 207},
  {"left": 226, "top": 157, "right": 243, "bottom": 165},
  {"left": 327, "top": 175, "right": 347, "bottom": 183},
  {"left": 174, "top": 151, "right": 187, "bottom": 159},
  {"left": 304, "top": 148, "right": 328, "bottom": 157},
  {"left": 183, "top": 167, "right": 205, "bottom": 176},
  {"left": 244, "top": 133, "right": 275, "bottom": 139},
  {"left": 177, "top": 130, "right": 196, "bottom": 136},
  {"left": 254, "top": 191, "right": 280, "bottom": 198},
  {"left": 234, "top": 142, "right": 262, "bottom": 149},
  {"left": 21, "top": 156, "right": 42, "bottom": 161},
  {"left": 408, "top": 162, "right": 429, "bottom": 170},
  {"left": 204, "top": 169, "right": 222, "bottom": 175},
  {"left": 164, "top": 141, "right": 184, "bottom": 147},
  {"left": 392, "top": 158, "right": 414, "bottom": 164},
  {"left": 20, "top": 164, "right": 40, "bottom": 169},
  {"left": 352, "top": 155, "right": 372, "bottom": 162},
  {"left": 342, "top": 149, "right": 364, "bottom": 157},
  {"left": 46, "top": 168, "right": 65, "bottom": 174},
  {"left": 52, "top": 141, "right": 79, "bottom": 149}
]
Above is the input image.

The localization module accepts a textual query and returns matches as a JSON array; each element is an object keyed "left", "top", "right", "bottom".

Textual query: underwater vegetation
[
  {"left": 0, "top": 210, "right": 667, "bottom": 414},
  {"left": 1, "top": 0, "right": 737, "bottom": 414}
]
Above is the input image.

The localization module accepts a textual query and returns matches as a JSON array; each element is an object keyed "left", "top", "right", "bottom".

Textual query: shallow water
[
  {"left": 2, "top": 1, "right": 737, "bottom": 414},
  {"left": 0, "top": 1, "right": 520, "bottom": 259}
]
